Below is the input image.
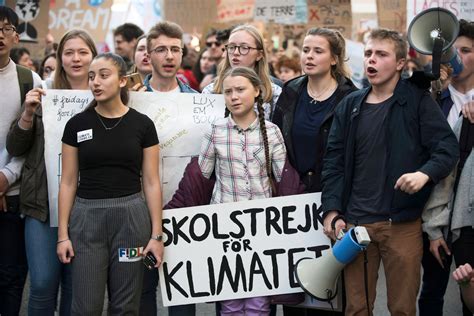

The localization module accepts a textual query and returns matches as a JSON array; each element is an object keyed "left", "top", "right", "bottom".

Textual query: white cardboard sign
[
  {"left": 42, "top": 90, "right": 225, "bottom": 226},
  {"left": 158, "top": 193, "right": 336, "bottom": 308}
]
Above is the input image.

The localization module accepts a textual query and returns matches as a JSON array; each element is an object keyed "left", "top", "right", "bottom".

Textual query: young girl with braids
[{"left": 198, "top": 66, "right": 286, "bottom": 314}]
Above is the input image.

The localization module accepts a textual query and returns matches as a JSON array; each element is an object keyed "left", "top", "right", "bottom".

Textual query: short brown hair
[
  {"left": 275, "top": 55, "right": 301, "bottom": 74},
  {"left": 368, "top": 29, "right": 407, "bottom": 61},
  {"left": 147, "top": 21, "right": 183, "bottom": 52}
]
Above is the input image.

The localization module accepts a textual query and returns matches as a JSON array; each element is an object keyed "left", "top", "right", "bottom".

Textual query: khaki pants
[{"left": 344, "top": 219, "right": 423, "bottom": 316}]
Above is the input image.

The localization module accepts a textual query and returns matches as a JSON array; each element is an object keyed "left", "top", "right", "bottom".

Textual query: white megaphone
[
  {"left": 408, "top": 7, "right": 463, "bottom": 79},
  {"left": 295, "top": 227, "right": 370, "bottom": 301}
]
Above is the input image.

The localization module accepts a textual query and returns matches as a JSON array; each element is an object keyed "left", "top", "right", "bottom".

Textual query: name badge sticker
[{"left": 77, "top": 129, "right": 93, "bottom": 143}]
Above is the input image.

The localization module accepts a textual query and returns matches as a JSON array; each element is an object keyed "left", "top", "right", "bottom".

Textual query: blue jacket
[
  {"left": 321, "top": 79, "right": 459, "bottom": 224},
  {"left": 143, "top": 75, "right": 197, "bottom": 93}
]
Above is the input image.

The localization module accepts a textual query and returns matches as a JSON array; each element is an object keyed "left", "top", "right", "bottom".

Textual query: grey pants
[{"left": 69, "top": 193, "right": 151, "bottom": 316}]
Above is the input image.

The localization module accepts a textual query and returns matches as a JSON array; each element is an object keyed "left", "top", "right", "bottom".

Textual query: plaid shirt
[{"left": 199, "top": 116, "right": 287, "bottom": 204}]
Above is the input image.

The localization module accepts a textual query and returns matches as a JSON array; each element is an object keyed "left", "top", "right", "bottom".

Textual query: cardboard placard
[
  {"left": 48, "top": 0, "right": 112, "bottom": 44},
  {"left": 407, "top": 0, "right": 473, "bottom": 25},
  {"left": 159, "top": 192, "right": 340, "bottom": 311},
  {"left": 376, "top": 0, "right": 407, "bottom": 33},
  {"left": 163, "top": 0, "right": 217, "bottom": 33},
  {"left": 42, "top": 91, "right": 226, "bottom": 227},
  {"left": 217, "top": 0, "right": 255, "bottom": 23},
  {"left": 307, "top": 0, "right": 352, "bottom": 39}
]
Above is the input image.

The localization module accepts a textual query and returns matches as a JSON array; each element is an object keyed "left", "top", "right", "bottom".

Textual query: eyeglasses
[
  {"left": 0, "top": 25, "right": 16, "bottom": 36},
  {"left": 224, "top": 44, "right": 259, "bottom": 56},
  {"left": 206, "top": 41, "right": 221, "bottom": 48},
  {"left": 150, "top": 46, "right": 182, "bottom": 56}
]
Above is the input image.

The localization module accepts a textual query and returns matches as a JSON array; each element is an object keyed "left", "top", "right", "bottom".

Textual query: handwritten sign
[
  {"left": 159, "top": 193, "right": 339, "bottom": 309},
  {"left": 163, "top": 0, "right": 217, "bottom": 33},
  {"left": 307, "top": 0, "right": 352, "bottom": 39},
  {"left": 407, "top": 0, "right": 473, "bottom": 25},
  {"left": 254, "top": 0, "right": 307, "bottom": 24},
  {"left": 217, "top": 0, "right": 255, "bottom": 23},
  {"left": 42, "top": 91, "right": 225, "bottom": 227},
  {"left": 48, "top": 0, "right": 112, "bottom": 43},
  {"left": 376, "top": 0, "right": 406, "bottom": 33}
]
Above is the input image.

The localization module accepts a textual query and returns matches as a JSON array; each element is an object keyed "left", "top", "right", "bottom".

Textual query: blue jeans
[{"left": 25, "top": 217, "right": 72, "bottom": 316}]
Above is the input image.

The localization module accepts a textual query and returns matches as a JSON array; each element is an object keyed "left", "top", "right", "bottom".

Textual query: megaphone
[
  {"left": 408, "top": 8, "right": 463, "bottom": 79},
  {"left": 294, "top": 227, "right": 370, "bottom": 301}
]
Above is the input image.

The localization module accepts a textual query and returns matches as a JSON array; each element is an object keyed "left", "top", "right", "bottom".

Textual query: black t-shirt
[
  {"left": 62, "top": 107, "right": 159, "bottom": 199},
  {"left": 346, "top": 96, "right": 394, "bottom": 220},
  {"left": 292, "top": 87, "right": 335, "bottom": 174}
]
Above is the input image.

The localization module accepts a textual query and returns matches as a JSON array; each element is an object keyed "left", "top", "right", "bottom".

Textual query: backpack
[{"left": 16, "top": 64, "right": 33, "bottom": 106}]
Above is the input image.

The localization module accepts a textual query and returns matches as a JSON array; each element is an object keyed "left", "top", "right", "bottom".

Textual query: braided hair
[{"left": 221, "top": 67, "right": 275, "bottom": 195}]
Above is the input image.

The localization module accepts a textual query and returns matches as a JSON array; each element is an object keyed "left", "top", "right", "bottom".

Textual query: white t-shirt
[
  {"left": 151, "top": 85, "right": 180, "bottom": 94},
  {"left": 447, "top": 85, "right": 474, "bottom": 128}
]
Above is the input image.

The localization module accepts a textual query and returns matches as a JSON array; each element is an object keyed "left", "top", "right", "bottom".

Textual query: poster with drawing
[{"left": 42, "top": 90, "right": 225, "bottom": 227}]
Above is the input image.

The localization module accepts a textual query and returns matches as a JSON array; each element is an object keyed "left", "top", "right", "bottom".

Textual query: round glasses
[
  {"left": 224, "top": 44, "right": 259, "bottom": 56},
  {"left": 150, "top": 46, "right": 182, "bottom": 57}
]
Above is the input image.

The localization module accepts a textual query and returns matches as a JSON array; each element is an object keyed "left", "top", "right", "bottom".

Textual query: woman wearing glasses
[{"left": 202, "top": 24, "right": 282, "bottom": 120}]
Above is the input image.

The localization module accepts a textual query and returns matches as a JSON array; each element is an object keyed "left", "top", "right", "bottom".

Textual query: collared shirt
[
  {"left": 143, "top": 74, "right": 197, "bottom": 93},
  {"left": 199, "top": 116, "right": 287, "bottom": 204},
  {"left": 201, "top": 81, "right": 282, "bottom": 121}
]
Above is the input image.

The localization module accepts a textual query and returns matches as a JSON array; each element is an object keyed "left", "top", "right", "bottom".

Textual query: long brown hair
[
  {"left": 305, "top": 27, "right": 350, "bottom": 80},
  {"left": 53, "top": 29, "right": 97, "bottom": 89},
  {"left": 214, "top": 25, "right": 273, "bottom": 104},
  {"left": 221, "top": 67, "right": 275, "bottom": 193}
]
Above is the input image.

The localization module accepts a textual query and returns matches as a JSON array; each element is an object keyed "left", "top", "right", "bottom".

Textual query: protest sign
[
  {"left": 376, "top": 0, "right": 406, "bottom": 33},
  {"left": 42, "top": 91, "right": 225, "bottom": 227},
  {"left": 163, "top": 0, "right": 217, "bottom": 33},
  {"left": 48, "top": 0, "right": 112, "bottom": 43},
  {"left": 5, "top": 0, "right": 49, "bottom": 43},
  {"left": 254, "top": 0, "right": 307, "bottom": 24},
  {"left": 407, "top": 0, "right": 473, "bottom": 24},
  {"left": 307, "top": 0, "right": 352, "bottom": 39},
  {"left": 159, "top": 193, "right": 339, "bottom": 310},
  {"left": 217, "top": 0, "right": 255, "bottom": 23}
]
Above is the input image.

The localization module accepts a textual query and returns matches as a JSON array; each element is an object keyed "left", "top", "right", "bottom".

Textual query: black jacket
[
  {"left": 272, "top": 75, "right": 357, "bottom": 192},
  {"left": 321, "top": 79, "right": 459, "bottom": 224}
]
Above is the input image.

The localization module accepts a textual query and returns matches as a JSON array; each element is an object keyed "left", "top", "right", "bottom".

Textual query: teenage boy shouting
[{"left": 321, "top": 29, "right": 459, "bottom": 316}]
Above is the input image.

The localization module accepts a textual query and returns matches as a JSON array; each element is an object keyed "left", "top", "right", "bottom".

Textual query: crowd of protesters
[{"left": 1, "top": 4, "right": 473, "bottom": 316}]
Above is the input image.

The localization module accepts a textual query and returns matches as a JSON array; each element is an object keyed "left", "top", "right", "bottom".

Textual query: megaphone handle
[
  {"left": 331, "top": 214, "right": 346, "bottom": 240},
  {"left": 430, "top": 37, "right": 444, "bottom": 80}
]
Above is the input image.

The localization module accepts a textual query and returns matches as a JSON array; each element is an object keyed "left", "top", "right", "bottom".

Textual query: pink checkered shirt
[{"left": 199, "top": 116, "right": 287, "bottom": 204}]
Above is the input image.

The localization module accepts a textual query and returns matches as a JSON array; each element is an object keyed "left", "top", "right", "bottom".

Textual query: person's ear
[{"left": 396, "top": 58, "right": 406, "bottom": 72}]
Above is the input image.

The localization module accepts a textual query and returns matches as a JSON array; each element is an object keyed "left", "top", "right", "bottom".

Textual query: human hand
[
  {"left": 143, "top": 239, "right": 164, "bottom": 268},
  {"left": 57, "top": 239, "right": 75, "bottom": 264},
  {"left": 323, "top": 210, "right": 346, "bottom": 241},
  {"left": 461, "top": 98, "right": 474, "bottom": 124},
  {"left": 429, "top": 237, "right": 451, "bottom": 269},
  {"left": 23, "top": 88, "right": 46, "bottom": 118},
  {"left": 453, "top": 263, "right": 474, "bottom": 287},
  {"left": 130, "top": 83, "right": 146, "bottom": 92},
  {"left": 0, "top": 172, "right": 8, "bottom": 195},
  {"left": 0, "top": 195, "right": 6, "bottom": 212},
  {"left": 394, "top": 171, "right": 430, "bottom": 194}
]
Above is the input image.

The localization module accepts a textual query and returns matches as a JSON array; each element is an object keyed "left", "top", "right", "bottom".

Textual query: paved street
[{"left": 19, "top": 264, "right": 463, "bottom": 315}]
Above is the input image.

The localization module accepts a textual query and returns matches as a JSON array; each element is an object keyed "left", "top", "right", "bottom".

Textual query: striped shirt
[{"left": 199, "top": 116, "right": 287, "bottom": 204}]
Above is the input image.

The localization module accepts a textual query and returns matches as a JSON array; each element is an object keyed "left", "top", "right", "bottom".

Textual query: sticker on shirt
[
  {"left": 77, "top": 129, "right": 93, "bottom": 143},
  {"left": 118, "top": 247, "right": 144, "bottom": 262}
]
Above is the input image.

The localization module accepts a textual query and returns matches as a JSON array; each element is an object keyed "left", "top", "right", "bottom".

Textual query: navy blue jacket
[
  {"left": 321, "top": 79, "right": 459, "bottom": 224},
  {"left": 273, "top": 75, "right": 357, "bottom": 192}
]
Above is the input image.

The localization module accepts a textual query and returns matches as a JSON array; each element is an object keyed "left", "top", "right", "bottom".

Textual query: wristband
[{"left": 57, "top": 238, "right": 70, "bottom": 244}]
